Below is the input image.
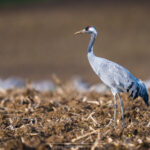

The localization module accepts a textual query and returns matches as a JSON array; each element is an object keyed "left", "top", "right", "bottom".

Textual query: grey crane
[{"left": 75, "top": 26, "right": 149, "bottom": 128}]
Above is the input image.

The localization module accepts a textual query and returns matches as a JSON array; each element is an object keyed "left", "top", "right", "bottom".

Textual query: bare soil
[{"left": 0, "top": 84, "right": 149, "bottom": 150}]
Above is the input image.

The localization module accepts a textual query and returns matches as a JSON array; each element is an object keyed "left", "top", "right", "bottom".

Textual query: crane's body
[
  {"left": 88, "top": 52, "right": 145, "bottom": 98},
  {"left": 75, "top": 26, "right": 149, "bottom": 128}
]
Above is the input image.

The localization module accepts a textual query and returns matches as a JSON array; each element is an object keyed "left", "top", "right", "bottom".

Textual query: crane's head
[{"left": 74, "top": 26, "right": 97, "bottom": 36}]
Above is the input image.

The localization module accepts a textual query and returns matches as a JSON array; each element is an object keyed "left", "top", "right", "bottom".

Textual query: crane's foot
[
  {"left": 114, "top": 121, "right": 126, "bottom": 129},
  {"left": 122, "top": 121, "right": 126, "bottom": 128},
  {"left": 114, "top": 123, "right": 117, "bottom": 129}
]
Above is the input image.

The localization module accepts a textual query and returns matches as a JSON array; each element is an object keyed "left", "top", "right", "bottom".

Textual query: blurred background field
[
  {"left": 0, "top": 0, "right": 150, "bottom": 83},
  {"left": 0, "top": 1, "right": 150, "bottom": 149}
]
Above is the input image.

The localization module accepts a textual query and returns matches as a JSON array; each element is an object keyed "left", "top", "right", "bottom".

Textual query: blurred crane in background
[{"left": 75, "top": 26, "right": 149, "bottom": 128}]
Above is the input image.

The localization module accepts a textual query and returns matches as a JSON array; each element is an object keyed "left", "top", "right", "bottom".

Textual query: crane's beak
[{"left": 74, "top": 29, "right": 86, "bottom": 35}]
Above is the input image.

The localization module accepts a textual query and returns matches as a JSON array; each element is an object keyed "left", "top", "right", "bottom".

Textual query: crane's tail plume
[{"left": 137, "top": 79, "right": 149, "bottom": 106}]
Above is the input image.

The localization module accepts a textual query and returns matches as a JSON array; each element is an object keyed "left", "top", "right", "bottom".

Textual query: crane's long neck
[{"left": 87, "top": 33, "right": 96, "bottom": 54}]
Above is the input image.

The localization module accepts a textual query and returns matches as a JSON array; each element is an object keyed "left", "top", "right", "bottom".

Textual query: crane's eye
[{"left": 85, "top": 26, "right": 89, "bottom": 31}]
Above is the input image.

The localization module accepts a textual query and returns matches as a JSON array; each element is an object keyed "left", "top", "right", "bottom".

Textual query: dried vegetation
[{"left": 0, "top": 80, "right": 149, "bottom": 150}]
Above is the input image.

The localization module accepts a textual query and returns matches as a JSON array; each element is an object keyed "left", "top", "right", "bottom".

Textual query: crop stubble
[{"left": 0, "top": 83, "right": 149, "bottom": 150}]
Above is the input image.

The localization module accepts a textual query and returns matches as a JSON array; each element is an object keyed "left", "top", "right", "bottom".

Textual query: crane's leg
[
  {"left": 118, "top": 93, "right": 125, "bottom": 128},
  {"left": 113, "top": 93, "right": 117, "bottom": 129}
]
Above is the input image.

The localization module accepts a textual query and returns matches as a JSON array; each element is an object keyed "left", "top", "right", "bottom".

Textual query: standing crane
[{"left": 75, "top": 26, "right": 149, "bottom": 128}]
